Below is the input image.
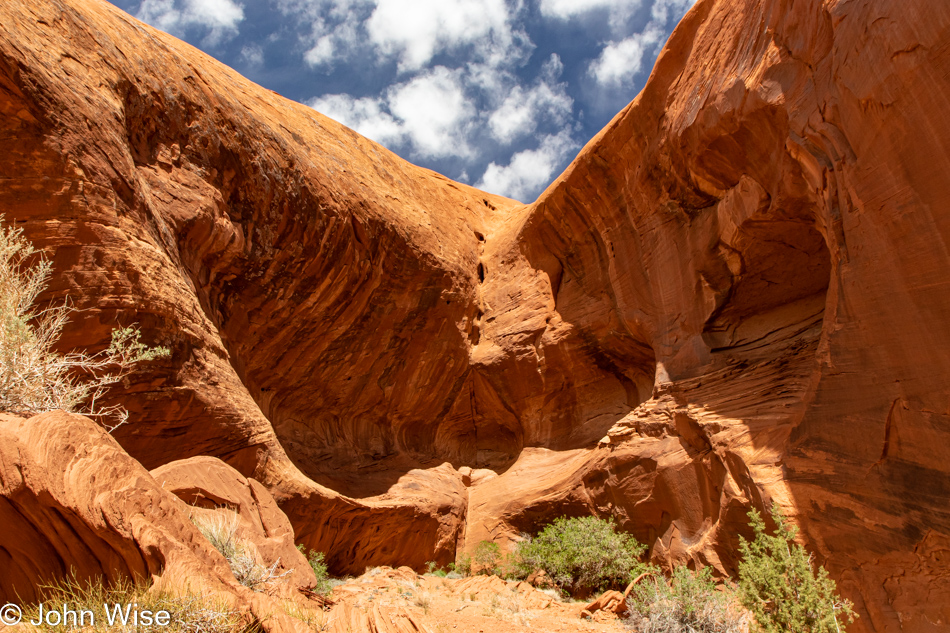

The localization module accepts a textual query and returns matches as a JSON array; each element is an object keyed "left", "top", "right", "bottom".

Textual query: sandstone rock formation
[
  {"left": 152, "top": 456, "right": 317, "bottom": 591},
  {"left": 0, "top": 411, "right": 232, "bottom": 603},
  {"left": 0, "top": 411, "right": 324, "bottom": 632},
  {"left": 0, "top": 0, "right": 477, "bottom": 574},
  {"left": 1, "top": 0, "right": 949, "bottom": 631}
]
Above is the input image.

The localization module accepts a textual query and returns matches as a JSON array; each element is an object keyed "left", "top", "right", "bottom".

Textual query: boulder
[
  {"left": 152, "top": 456, "right": 317, "bottom": 591},
  {"left": 0, "top": 411, "right": 237, "bottom": 603}
]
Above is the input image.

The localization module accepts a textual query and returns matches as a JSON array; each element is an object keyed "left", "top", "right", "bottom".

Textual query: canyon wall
[
  {"left": 493, "top": 2, "right": 950, "bottom": 630},
  {"left": 1, "top": 0, "right": 949, "bottom": 630}
]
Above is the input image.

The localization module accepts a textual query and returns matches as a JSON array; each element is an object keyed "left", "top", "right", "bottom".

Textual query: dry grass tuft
[
  {"left": 192, "top": 511, "right": 291, "bottom": 591},
  {"left": 626, "top": 567, "right": 749, "bottom": 633},
  {"left": 414, "top": 592, "right": 432, "bottom": 614},
  {"left": 23, "top": 575, "right": 260, "bottom": 633},
  {"left": 280, "top": 600, "right": 329, "bottom": 631}
]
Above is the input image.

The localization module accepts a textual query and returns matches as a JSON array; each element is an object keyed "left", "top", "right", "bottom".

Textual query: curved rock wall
[
  {"left": 0, "top": 412, "right": 239, "bottom": 603},
  {"left": 2, "top": 0, "right": 949, "bottom": 630},
  {"left": 492, "top": 0, "right": 950, "bottom": 630}
]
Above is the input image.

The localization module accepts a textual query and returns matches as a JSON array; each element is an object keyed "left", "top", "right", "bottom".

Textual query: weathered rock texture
[
  {"left": 1, "top": 0, "right": 949, "bottom": 631},
  {"left": 0, "top": 0, "right": 481, "bottom": 573},
  {"left": 152, "top": 456, "right": 317, "bottom": 590},
  {"left": 0, "top": 412, "right": 302, "bottom": 616},
  {"left": 480, "top": 2, "right": 950, "bottom": 631}
]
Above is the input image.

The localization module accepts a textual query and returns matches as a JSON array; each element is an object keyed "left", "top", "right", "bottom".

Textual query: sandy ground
[{"left": 313, "top": 566, "right": 628, "bottom": 633}]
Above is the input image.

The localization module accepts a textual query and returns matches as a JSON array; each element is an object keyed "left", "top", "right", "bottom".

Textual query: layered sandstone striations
[
  {"left": 1, "top": 0, "right": 949, "bottom": 631},
  {"left": 473, "top": 2, "right": 950, "bottom": 632},
  {"left": 0, "top": 412, "right": 296, "bottom": 610},
  {"left": 0, "top": 0, "right": 490, "bottom": 573}
]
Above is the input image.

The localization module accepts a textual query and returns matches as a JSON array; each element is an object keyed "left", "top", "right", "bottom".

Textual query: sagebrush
[
  {"left": 0, "top": 217, "right": 168, "bottom": 430},
  {"left": 473, "top": 540, "right": 502, "bottom": 575},
  {"left": 514, "top": 515, "right": 648, "bottom": 595},
  {"left": 738, "top": 506, "right": 855, "bottom": 633},
  {"left": 626, "top": 566, "right": 748, "bottom": 633}
]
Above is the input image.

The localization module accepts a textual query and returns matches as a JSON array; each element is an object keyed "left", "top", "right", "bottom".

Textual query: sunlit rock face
[{"left": 2, "top": 0, "right": 950, "bottom": 630}]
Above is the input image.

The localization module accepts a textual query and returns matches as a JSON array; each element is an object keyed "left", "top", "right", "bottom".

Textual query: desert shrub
[
  {"left": 738, "top": 506, "right": 855, "bottom": 633},
  {"left": 454, "top": 553, "right": 473, "bottom": 576},
  {"left": 414, "top": 592, "right": 433, "bottom": 614},
  {"left": 626, "top": 566, "right": 748, "bottom": 633},
  {"left": 514, "top": 515, "right": 648, "bottom": 595},
  {"left": 297, "top": 544, "right": 332, "bottom": 594},
  {"left": 473, "top": 540, "right": 502, "bottom": 575},
  {"left": 0, "top": 217, "right": 169, "bottom": 430},
  {"left": 23, "top": 574, "right": 260, "bottom": 633},
  {"left": 192, "top": 511, "right": 289, "bottom": 591}
]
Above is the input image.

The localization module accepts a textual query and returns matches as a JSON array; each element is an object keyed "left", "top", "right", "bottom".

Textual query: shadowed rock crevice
[{"left": 701, "top": 212, "right": 831, "bottom": 354}]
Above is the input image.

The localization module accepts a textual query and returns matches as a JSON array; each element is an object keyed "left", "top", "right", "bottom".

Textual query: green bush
[
  {"left": 514, "top": 515, "right": 648, "bottom": 595},
  {"left": 424, "top": 560, "right": 450, "bottom": 577},
  {"left": 738, "top": 506, "right": 856, "bottom": 633},
  {"left": 473, "top": 540, "right": 502, "bottom": 575},
  {"left": 297, "top": 544, "right": 332, "bottom": 594},
  {"left": 626, "top": 566, "right": 747, "bottom": 633},
  {"left": 454, "top": 553, "right": 472, "bottom": 576}
]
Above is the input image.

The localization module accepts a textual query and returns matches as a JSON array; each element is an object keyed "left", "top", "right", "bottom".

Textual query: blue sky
[{"left": 106, "top": 0, "right": 696, "bottom": 202}]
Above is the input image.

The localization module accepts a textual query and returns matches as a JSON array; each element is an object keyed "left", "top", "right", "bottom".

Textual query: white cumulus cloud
[
  {"left": 366, "top": 0, "right": 518, "bottom": 71},
  {"left": 240, "top": 44, "right": 264, "bottom": 67},
  {"left": 588, "top": 24, "right": 664, "bottom": 87},
  {"left": 136, "top": 0, "right": 245, "bottom": 45},
  {"left": 476, "top": 130, "right": 577, "bottom": 202},
  {"left": 539, "top": 0, "right": 641, "bottom": 20},
  {"left": 304, "top": 34, "right": 336, "bottom": 66},
  {"left": 586, "top": 0, "right": 698, "bottom": 87},
  {"left": 310, "top": 66, "right": 476, "bottom": 159},
  {"left": 388, "top": 67, "right": 476, "bottom": 157},
  {"left": 488, "top": 56, "right": 572, "bottom": 144},
  {"left": 308, "top": 93, "right": 404, "bottom": 145}
]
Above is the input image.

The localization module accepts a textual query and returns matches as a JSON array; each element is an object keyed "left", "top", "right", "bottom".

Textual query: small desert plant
[
  {"left": 454, "top": 553, "right": 473, "bottom": 576},
  {"left": 473, "top": 540, "right": 502, "bottom": 575},
  {"left": 514, "top": 516, "right": 648, "bottom": 595},
  {"left": 280, "top": 600, "right": 328, "bottom": 631},
  {"left": 626, "top": 566, "right": 748, "bottom": 633},
  {"left": 425, "top": 561, "right": 448, "bottom": 577},
  {"left": 296, "top": 544, "right": 332, "bottom": 594},
  {"left": 738, "top": 506, "right": 855, "bottom": 633},
  {"left": 413, "top": 592, "right": 432, "bottom": 614},
  {"left": 23, "top": 574, "right": 258, "bottom": 633},
  {"left": 193, "top": 511, "right": 289, "bottom": 591},
  {"left": 0, "top": 217, "right": 169, "bottom": 430}
]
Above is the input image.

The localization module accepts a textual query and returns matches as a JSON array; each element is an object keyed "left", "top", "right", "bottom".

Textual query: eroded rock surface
[
  {"left": 0, "top": 412, "right": 307, "bottom": 613},
  {"left": 152, "top": 456, "right": 317, "bottom": 590},
  {"left": 483, "top": 1, "right": 950, "bottom": 631},
  {"left": 1, "top": 0, "right": 949, "bottom": 631}
]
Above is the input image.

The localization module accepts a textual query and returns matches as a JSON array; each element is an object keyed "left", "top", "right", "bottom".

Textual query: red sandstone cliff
[{"left": 1, "top": 0, "right": 949, "bottom": 631}]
